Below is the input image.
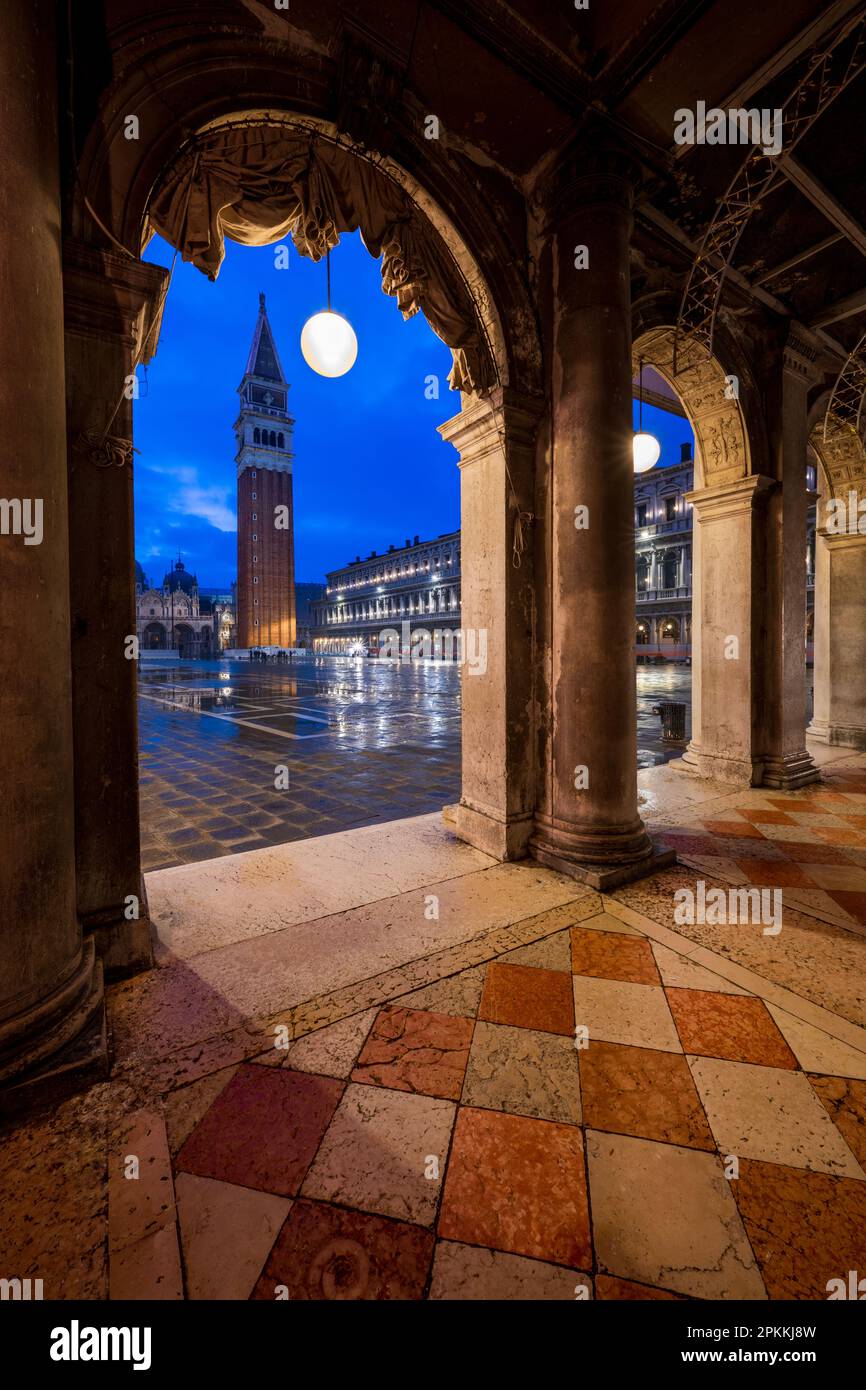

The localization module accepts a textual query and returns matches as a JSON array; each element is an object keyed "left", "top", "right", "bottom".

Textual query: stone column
[
  {"left": 0, "top": 0, "right": 105, "bottom": 1100},
  {"left": 681, "top": 476, "right": 773, "bottom": 784},
  {"left": 529, "top": 157, "right": 672, "bottom": 888},
  {"left": 758, "top": 332, "right": 819, "bottom": 787},
  {"left": 64, "top": 241, "right": 169, "bottom": 977},
  {"left": 809, "top": 510, "right": 866, "bottom": 749},
  {"left": 439, "top": 388, "right": 541, "bottom": 859}
]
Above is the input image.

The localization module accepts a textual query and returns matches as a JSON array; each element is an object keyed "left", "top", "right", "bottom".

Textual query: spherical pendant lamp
[{"left": 300, "top": 249, "right": 358, "bottom": 378}]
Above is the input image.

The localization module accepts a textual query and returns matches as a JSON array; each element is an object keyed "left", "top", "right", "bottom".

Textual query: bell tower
[{"left": 235, "top": 292, "right": 296, "bottom": 648}]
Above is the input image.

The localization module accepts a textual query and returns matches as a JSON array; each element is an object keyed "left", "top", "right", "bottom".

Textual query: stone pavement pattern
[{"left": 2, "top": 751, "right": 866, "bottom": 1300}]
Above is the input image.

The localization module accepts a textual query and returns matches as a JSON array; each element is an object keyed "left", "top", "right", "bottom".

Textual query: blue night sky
[{"left": 134, "top": 230, "right": 692, "bottom": 589}]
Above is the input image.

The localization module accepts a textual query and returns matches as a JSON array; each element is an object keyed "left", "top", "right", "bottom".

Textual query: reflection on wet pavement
[{"left": 138, "top": 656, "right": 723, "bottom": 869}]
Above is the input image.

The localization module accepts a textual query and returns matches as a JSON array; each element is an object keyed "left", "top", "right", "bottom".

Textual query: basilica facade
[{"left": 135, "top": 559, "right": 224, "bottom": 658}]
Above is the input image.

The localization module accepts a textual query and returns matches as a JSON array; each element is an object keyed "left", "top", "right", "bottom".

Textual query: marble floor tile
[
  {"left": 734, "top": 859, "right": 816, "bottom": 889},
  {"left": 798, "top": 864, "right": 866, "bottom": 891},
  {"left": 350, "top": 1005, "right": 473, "bottom": 1100},
  {"left": 301, "top": 1083, "right": 455, "bottom": 1227},
  {"left": 808, "top": 1075, "right": 866, "bottom": 1166},
  {"left": 595, "top": 1274, "right": 685, "bottom": 1300},
  {"left": 571, "top": 910, "right": 641, "bottom": 936},
  {"left": 439, "top": 1106, "right": 591, "bottom": 1268},
  {"left": 429, "top": 1242, "right": 590, "bottom": 1299},
  {"left": 176, "top": 1064, "right": 343, "bottom": 1196},
  {"left": 282, "top": 1011, "right": 377, "bottom": 1079},
  {"left": 828, "top": 890, "right": 866, "bottom": 924},
  {"left": 666, "top": 989, "right": 797, "bottom": 1068},
  {"left": 252, "top": 1199, "right": 434, "bottom": 1300},
  {"left": 586, "top": 1130, "right": 765, "bottom": 1300},
  {"left": 572, "top": 975, "right": 682, "bottom": 1052},
  {"left": 689, "top": 1056, "right": 866, "bottom": 1179},
  {"left": 652, "top": 944, "right": 750, "bottom": 994},
  {"left": 395, "top": 965, "right": 486, "bottom": 1017},
  {"left": 731, "top": 1158, "right": 866, "bottom": 1300},
  {"left": 498, "top": 930, "right": 573, "bottom": 972},
  {"left": 462, "top": 1022, "right": 581, "bottom": 1124},
  {"left": 570, "top": 927, "right": 660, "bottom": 984},
  {"left": 479, "top": 962, "right": 574, "bottom": 1036},
  {"left": 175, "top": 1173, "right": 290, "bottom": 1299},
  {"left": 765, "top": 1006, "right": 866, "bottom": 1081},
  {"left": 579, "top": 1040, "right": 714, "bottom": 1149}
]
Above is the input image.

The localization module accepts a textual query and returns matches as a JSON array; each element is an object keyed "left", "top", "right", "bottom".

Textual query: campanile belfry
[{"left": 235, "top": 292, "right": 296, "bottom": 648}]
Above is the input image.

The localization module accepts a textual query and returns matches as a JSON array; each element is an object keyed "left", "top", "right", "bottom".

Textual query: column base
[
  {"left": 0, "top": 938, "right": 107, "bottom": 1115},
  {"left": 760, "top": 749, "right": 820, "bottom": 789},
  {"left": 807, "top": 719, "right": 866, "bottom": 751},
  {"left": 529, "top": 818, "right": 675, "bottom": 889},
  {"left": 82, "top": 899, "right": 154, "bottom": 979},
  {"left": 446, "top": 800, "right": 533, "bottom": 861},
  {"left": 678, "top": 740, "right": 761, "bottom": 786}
]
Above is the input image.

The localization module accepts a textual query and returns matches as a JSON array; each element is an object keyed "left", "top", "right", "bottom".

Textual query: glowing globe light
[
  {"left": 300, "top": 310, "right": 357, "bottom": 378},
  {"left": 633, "top": 430, "right": 661, "bottom": 473}
]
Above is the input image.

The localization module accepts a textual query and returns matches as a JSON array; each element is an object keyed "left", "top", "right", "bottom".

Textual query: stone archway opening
[
  {"left": 122, "top": 112, "right": 541, "bottom": 863},
  {"left": 632, "top": 322, "right": 764, "bottom": 785},
  {"left": 807, "top": 418, "right": 866, "bottom": 750}
]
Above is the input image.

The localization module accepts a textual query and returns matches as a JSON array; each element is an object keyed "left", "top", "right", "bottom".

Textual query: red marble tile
[
  {"left": 827, "top": 891, "right": 866, "bottom": 924},
  {"left": 732, "top": 1159, "right": 866, "bottom": 1300},
  {"left": 808, "top": 1076, "right": 866, "bottom": 1168},
  {"left": 774, "top": 839, "right": 854, "bottom": 865},
  {"left": 351, "top": 1006, "right": 473, "bottom": 1100},
  {"left": 702, "top": 819, "right": 764, "bottom": 838},
  {"left": 579, "top": 1041, "right": 714, "bottom": 1149},
  {"left": 439, "top": 1107, "right": 591, "bottom": 1268},
  {"left": 655, "top": 831, "right": 718, "bottom": 855},
  {"left": 840, "top": 814, "right": 866, "bottom": 830},
  {"left": 595, "top": 1274, "right": 685, "bottom": 1300},
  {"left": 665, "top": 990, "right": 798, "bottom": 1068},
  {"left": 176, "top": 1065, "right": 343, "bottom": 1196},
  {"left": 734, "top": 808, "right": 795, "bottom": 825},
  {"left": 765, "top": 797, "right": 831, "bottom": 814},
  {"left": 813, "top": 825, "right": 866, "bottom": 846},
  {"left": 569, "top": 928, "right": 660, "bottom": 985},
  {"left": 734, "top": 858, "right": 815, "bottom": 888},
  {"left": 252, "top": 1199, "right": 434, "bottom": 1300},
  {"left": 478, "top": 962, "right": 574, "bottom": 1036}
]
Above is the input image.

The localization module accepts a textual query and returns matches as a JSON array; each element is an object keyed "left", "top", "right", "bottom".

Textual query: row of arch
[{"left": 253, "top": 428, "right": 284, "bottom": 448}]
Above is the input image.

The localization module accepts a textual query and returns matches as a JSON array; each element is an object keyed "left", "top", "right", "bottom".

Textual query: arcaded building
[{"left": 311, "top": 532, "right": 461, "bottom": 654}]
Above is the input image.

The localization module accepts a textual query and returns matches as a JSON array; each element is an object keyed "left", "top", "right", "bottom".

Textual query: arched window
[
  {"left": 253, "top": 427, "right": 260, "bottom": 444},
  {"left": 277, "top": 432, "right": 284, "bottom": 449},
  {"left": 270, "top": 431, "right": 276, "bottom": 447}
]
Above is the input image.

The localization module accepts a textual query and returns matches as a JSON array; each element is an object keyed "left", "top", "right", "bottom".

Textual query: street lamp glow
[
  {"left": 300, "top": 310, "right": 357, "bottom": 378},
  {"left": 633, "top": 430, "right": 661, "bottom": 473}
]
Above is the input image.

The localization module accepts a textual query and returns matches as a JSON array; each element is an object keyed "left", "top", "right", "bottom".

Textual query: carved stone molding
[{"left": 633, "top": 326, "right": 750, "bottom": 487}]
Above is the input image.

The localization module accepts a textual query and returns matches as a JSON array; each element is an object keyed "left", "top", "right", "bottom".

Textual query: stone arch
[
  {"left": 65, "top": 66, "right": 544, "bottom": 878},
  {"left": 631, "top": 316, "right": 757, "bottom": 489},
  {"left": 806, "top": 393, "right": 866, "bottom": 749},
  {"left": 631, "top": 302, "right": 770, "bottom": 784}
]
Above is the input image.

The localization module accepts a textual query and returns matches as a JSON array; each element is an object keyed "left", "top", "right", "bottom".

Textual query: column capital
[
  {"left": 535, "top": 135, "right": 641, "bottom": 232},
  {"left": 438, "top": 387, "right": 544, "bottom": 466},
  {"left": 782, "top": 322, "right": 823, "bottom": 385},
  {"left": 63, "top": 238, "right": 169, "bottom": 362},
  {"left": 686, "top": 473, "right": 775, "bottom": 521}
]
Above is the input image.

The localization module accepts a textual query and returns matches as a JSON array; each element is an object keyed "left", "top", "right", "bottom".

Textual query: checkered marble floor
[
  {"left": 110, "top": 905, "right": 866, "bottom": 1301},
  {"left": 654, "top": 762, "right": 866, "bottom": 932}
]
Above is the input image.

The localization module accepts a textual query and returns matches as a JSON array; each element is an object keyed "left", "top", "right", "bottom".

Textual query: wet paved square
[
  {"left": 139, "top": 656, "right": 696, "bottom": 869},
  {"left": 138, "top": 655, "right": 462, "bottom": 870}
]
